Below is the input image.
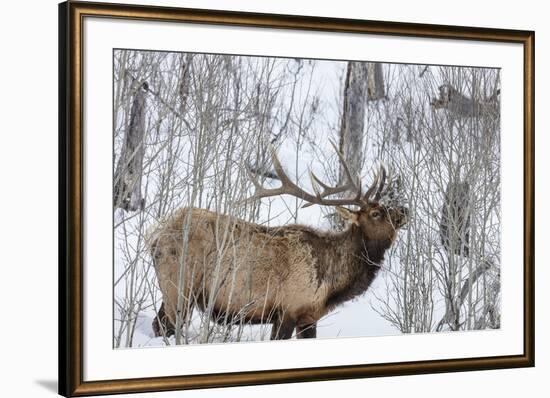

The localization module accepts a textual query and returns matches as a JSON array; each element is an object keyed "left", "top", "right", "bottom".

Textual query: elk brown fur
[
  {"left": 149, "top": 203, "right": 407, "bottom": 340},
  {"left": 149, "top": 144, "right": 408, "bottom": 340}
]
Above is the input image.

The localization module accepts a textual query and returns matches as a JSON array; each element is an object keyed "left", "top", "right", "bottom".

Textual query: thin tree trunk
[
  {"left": 338, "top": 62, "right": 368, "bottom": 184},
  {"left": 114, "top": 82, "right": 147, "bottom": 212}
]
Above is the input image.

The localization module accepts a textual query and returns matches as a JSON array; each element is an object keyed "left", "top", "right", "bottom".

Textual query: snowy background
[{"left": 113, "top": 49, "right": 501, "bottom": 348}]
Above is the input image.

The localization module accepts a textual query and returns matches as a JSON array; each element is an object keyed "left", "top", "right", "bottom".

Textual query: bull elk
[{"left": 148, "top": 144, "right": 408, "bottom": 341}]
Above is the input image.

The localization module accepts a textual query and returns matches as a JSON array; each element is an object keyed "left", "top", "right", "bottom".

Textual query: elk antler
[
  {"left": 360, "top": 164, "right": 389, "bottom": 204},
  {"left": 302, "top": 141, "right": 363, "bottom": 208},
  {"left": 372, "top": 166, "right": 387, "bottom": 202},
  {"left": 243, "top": 143, "right": 386, "bottom": 208},
  {"left": 374, "top": 168, "right": 405, "bottom": 207}
]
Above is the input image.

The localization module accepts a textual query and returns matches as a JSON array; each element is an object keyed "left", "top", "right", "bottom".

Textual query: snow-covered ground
[
  {"left": 113, "top": 50, "right": 501, "bottom": 348},
  {"left": 114, "top": 135, "right": 407, "bottom": 347}
]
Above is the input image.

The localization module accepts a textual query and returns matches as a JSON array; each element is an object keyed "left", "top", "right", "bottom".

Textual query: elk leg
[
  {"left": 296, "top": 322, "right": 317, "bottom": 339},
  {"left": 152, "top": 302, "right": 176, "bottom": 337},
  {"left": 270, "top": 315, "right": 296, "bottom": 340}
]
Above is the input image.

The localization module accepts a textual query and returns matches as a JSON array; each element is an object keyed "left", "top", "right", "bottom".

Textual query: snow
[{"left": 113, "top": 50, "right": 501, "bottom": 348}]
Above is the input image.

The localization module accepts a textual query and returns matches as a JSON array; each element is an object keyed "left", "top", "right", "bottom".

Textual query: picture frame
[{"left": 59, "top": 1, "right": 535, "bottom": 396}]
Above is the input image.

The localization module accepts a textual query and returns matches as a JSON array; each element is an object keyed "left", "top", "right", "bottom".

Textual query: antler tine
[
  {"left": 310, "top": 170, "right": 333, "bottom": 191},
  {"left": 241, "top": 143, "right": 369, "bottom": 208},
  {"left": 300, "top": 140, "right": 367, "bottom": 208},
  {"left": 245, "top": 165, "right": 265, "bottom": 192},
  {"left": 302, "top": 170, "right": 358, "bottom": 208},
  {"left": 364, "top": 168, "right": 380, "bottom": 202},
  {"left": 373, "top": 165, "right": 387, "bottom": 202},
  {"left": 328, "top": 140, "right": 361, "bottom": 193}
]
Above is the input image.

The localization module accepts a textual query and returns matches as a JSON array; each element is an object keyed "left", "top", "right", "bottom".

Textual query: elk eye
[{"left": 371, "top": 210, "right": 381, "bottom": 219}]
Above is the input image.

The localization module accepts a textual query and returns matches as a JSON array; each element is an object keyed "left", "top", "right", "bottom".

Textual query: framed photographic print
[{"left": 59, "top": 1, "right": 535, "bottom": 396}]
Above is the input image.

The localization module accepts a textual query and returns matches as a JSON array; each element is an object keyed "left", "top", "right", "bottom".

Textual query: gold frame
[{"left": 59, "top": 1, "right": 535, "bottom": 396}]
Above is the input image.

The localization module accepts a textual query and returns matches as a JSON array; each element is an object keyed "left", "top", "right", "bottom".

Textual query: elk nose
[{"left": 395, "top": 206, "right": 409, "bottom": 227}]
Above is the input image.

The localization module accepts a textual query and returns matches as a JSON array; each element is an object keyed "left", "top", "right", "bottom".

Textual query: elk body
[{"left": 148, "top": 145, "right": 408, "bottom": 340}]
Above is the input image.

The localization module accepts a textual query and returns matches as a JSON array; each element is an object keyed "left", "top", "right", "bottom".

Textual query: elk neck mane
[{"left": 260, "top": 222, "right": 392, "bottom": 310}]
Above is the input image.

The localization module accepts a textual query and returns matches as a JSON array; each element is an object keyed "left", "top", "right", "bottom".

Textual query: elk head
[
  {"left": 244, "top": 142, "right": 409, "bottom": 242},
  {"left": 334, "top": 165, "right": 408, "bottom": 243}
]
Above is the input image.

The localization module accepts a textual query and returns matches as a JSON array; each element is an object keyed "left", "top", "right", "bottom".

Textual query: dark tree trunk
[
  {"left": 440, "top": 181, "right": 471, "bottom": 257},
  {"left": 331, "top": 62, "right": 370, "bottom": 228},
  {"left": 338, "top": 62, "right": 368, "bottom": 190},
  {"left": 367, "top": 62, "right": 386, "bottom": 101},
  {"left": 114, "top": 82, "right": 147, "bottom": 212},
  {"left": 178, "top": 54, "right": 193, "bottom": 115},
  {"left": 330, "top": 62, "right": 387, "bottom": 228}
]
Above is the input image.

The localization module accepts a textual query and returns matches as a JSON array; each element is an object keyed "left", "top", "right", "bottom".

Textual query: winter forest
[{"left": 113, "top": 49, "right": 501, "bottom": 348}]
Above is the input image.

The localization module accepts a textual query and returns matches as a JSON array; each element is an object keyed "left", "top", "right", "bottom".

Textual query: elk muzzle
[{"left": 389, "top": 206, "right": 409, "bottom": 229}]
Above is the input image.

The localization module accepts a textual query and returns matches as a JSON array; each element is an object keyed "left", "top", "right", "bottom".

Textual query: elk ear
[{"left": 335, "top": 207, "right": 360, "bottom": 226}]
